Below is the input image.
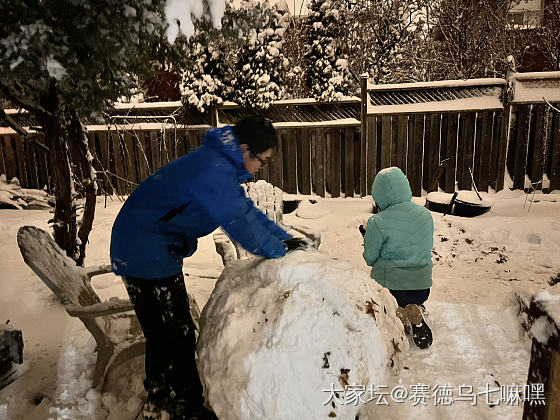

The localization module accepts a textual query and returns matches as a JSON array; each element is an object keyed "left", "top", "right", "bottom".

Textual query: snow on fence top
[
  {"left": 218, "top": 97, "right": 361, "bottom": 107},
  {"left": 510, "top": 71, "right": 560, "bottom": 104},
  {"left": 217, "top": 98, "right": 360, "bottom": 126},
  {"left": 0, "top": 97, "right": 361, "bottom": 133},
  {"left": 112, "top": 100, "right": 183, "bottom": 110},
  {"left": 366, "top": 78, "right": 505, "bottom": 115},
  {"left": 366, "top": 78, "right": 506, "bottom": 91}
]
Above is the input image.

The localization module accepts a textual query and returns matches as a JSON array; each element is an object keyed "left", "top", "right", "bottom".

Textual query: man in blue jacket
[{"left": 111, "top": 116, "right": 305, "bottom": 420}]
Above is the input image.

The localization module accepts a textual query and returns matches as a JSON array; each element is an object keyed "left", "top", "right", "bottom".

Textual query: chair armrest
[
  {"left": 280, "top": 223, "right": 322, "bottom": 250},
  {"left": 85, "top": 264, "right": 113, "bottom": 279},
  {"left": 213, "top": 231, "right": 238, "bottom": 266},
  {"left": 65, "top": 298, "right": 134, "bottom": 318}
]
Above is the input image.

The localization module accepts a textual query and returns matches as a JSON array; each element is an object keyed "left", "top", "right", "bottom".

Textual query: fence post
[
  {"left": 211, "top": 106, "right": 219, "bottom": 127},
  {"left": 496, "top": 69, "right": 515, "bottom": 191},
  {"left": 360, "top": 74, "right": 368, "bottom": 196}
]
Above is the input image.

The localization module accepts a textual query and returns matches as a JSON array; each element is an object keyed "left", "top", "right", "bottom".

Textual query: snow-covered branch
[{"left": 164, "top": 0, "right": 226, "bottom": 43}]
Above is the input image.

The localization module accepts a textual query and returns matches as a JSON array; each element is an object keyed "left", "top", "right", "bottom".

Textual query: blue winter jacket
[
  {"left": 110, "top": 126, "right": 291, "bottom": 279},
  {"left": 362, "top": 167, "right": 434, "bottom": 290}
]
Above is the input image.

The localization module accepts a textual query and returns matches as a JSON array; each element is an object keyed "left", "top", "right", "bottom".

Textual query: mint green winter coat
[{"left": 363, "top": 167, "right": 433, "bottom": 290}]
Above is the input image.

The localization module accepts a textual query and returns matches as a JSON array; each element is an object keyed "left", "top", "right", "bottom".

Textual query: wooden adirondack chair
[{"left": 16, "top": 226, "right": 145, "bottom": 390}]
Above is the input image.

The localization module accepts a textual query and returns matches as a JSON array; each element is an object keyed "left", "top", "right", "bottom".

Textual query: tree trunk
[
  {"left": 67, "top": 111, "right": 97, "bottom": 266},
  {"left": 40, "top": 110, "right": 97, "bottom": 266},
  {"left": 42, "top": 113, "right": 79, "bottom": 261},
  {"left": 1, "top": 82, "right": 96, "bottom": 265}
]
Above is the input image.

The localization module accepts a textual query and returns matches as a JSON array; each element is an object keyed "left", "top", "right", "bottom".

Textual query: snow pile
[
  {"left": 529, "top": 290, "right": 560, "bottom": 345},
  {"left": 535, "top": 290, "right": 560, "bottom": 326},
  {"left": 0, "top": 175, "right": 53, "bottom": 210},
  {"left": 33, "top": 339, "right": 144, "bottom": 420},
  {"left": 455, "top": 190, "right": 495, "bottom": 207},
  {"left": 426, "top": 191, "right": 453, "bottom": 205},
  {"left": 295, "top": 198, "right": 331, "bottom": 219},
  {"left": 197, "top": 250, "right": 407, "bottom": 420}
]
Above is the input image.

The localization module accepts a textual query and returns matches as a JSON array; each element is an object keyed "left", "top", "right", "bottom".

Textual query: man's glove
[
  {"left": 283, "top": 237, "right": 312, "bottom": 252},
  {"left": 359, "top": 224, "right": 367, "bottom": 237}
]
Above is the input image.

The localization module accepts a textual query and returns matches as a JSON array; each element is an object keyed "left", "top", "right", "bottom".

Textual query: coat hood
[
  {"left": 204, "top": 126, "right": 252, "bottom": 182},
  {"left": 371, "top": 167, "right": 412, "bottom": 210}
]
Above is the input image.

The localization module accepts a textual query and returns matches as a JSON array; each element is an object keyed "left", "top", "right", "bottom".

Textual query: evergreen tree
[
  {"left": 230, "top": 0, "right": 291, "bottom": 109},
  {"left": 283, "top": 15, "right": 308, "bottom": 99},
  {"left": 303, "top": 0, "right": 354, "bottom": 101},
  {"left": 181, "top": 24, "right": 235, "bottom": 112}
]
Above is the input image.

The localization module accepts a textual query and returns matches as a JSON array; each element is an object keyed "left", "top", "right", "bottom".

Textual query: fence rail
[{"left": 1, "top": 73, "right": 559, "bottom": 198}]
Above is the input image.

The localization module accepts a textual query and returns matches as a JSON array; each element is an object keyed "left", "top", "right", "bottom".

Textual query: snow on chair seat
[{"left": 16, "top": 225, "right": 145, "bottom": 391}]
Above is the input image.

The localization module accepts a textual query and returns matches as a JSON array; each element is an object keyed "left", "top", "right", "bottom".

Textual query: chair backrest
[
  {"left": 17, "top": 226, "right": 101, "bottom": 307},
  {"left": 235, "top": 180, "right": 284, "bottom": 260},
  {"left": 244, "top": 180, "right": 283, "bottom": 224}
]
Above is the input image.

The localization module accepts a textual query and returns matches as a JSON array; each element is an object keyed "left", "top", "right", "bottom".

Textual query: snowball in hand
[{"left": 197, "top": 250, "right": 408, "bottom": 420}]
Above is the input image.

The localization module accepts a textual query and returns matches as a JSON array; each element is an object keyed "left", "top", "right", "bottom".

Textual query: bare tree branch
[{"left": 544, "top": 98, "right": 560, "bottom": 114}]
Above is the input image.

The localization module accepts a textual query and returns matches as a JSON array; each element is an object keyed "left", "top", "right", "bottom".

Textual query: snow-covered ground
[{"left": 1, "top": 187, "right": 559, "bottom": 419}]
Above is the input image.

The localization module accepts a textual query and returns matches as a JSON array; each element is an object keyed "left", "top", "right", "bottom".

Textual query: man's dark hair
[{"left": 234, "top": 115, "right": 278, "bottom": 155}]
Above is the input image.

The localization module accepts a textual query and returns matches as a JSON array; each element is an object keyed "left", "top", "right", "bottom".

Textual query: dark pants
[
  {"left": 124, "top": 273, "right": 203, "bottom": 417},
  {"left": 390, "top": 288, "right": 430, "bottom": 308}
]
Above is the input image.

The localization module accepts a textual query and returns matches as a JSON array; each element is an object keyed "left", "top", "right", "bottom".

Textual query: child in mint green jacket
[{"left": 362, "top": 167, "right": 434, "bottom": 349}]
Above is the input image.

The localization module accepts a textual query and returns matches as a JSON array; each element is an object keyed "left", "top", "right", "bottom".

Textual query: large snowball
[{"left": 197, "top": 250, "right": 408, "bottom": 420}]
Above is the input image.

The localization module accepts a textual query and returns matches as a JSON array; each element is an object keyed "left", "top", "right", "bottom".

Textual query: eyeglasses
[{"left": 253, "top": 154, "right": 268, "bottom": 166}]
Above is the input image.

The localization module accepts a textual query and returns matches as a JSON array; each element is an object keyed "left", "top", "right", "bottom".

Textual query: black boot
[
  {"left": 171, "top": 402, "right": 218, "bottom": 420},
  {"left": 404, "top": 304, "right": 433, "bottom": 349}
]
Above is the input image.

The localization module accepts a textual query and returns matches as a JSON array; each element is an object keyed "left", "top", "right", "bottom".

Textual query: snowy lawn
[{"left": 1, "top": 188, "right": 559, "bottom": 419}]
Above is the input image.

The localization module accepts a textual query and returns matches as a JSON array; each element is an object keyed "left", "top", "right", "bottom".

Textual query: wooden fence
[
  {"left": 0, "top": 100, "right": 364, "bottom": 198},
  {"left": 360, "top": 73, "right": 560, "bottom": 196},
  {"left": 507, "top": 104, "right": 560, "bottom": 191},
  {"left": 363, "top": 78, "right": 505, "bottom": 196},
  {"left": 0, "top": 123, "right": 363, "bottom": 198},
  {"left": 86, "top": 127, "right": 209, "bottom": 196},
  {"left": 362, "top": 111, "right": 507, "bottom": 196},
  {"left": 506, "top": 71, "right": 560, "bottom": 192},
  {"left": 0, "top": 132, "right": 53, "bottom": 193},
  {"left": 87, "top": 122, "right": 362, "bottom": 198},
  {"left": 254, "top": 123, "right": 361, "bottom": 198},
  {"left": 1, "top": 72, "right": 559, "bottom": 197}
]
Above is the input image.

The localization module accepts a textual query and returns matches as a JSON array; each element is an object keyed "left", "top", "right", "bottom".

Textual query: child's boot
[
  {"left": 395, "top": 306, "right": 411, "bottom": 335},
  {"left": 404, "top": 304, "right": 433, "bottom": 349},
  {"left": 141, "top": 401, "right": 170, "bottom": 420}
]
